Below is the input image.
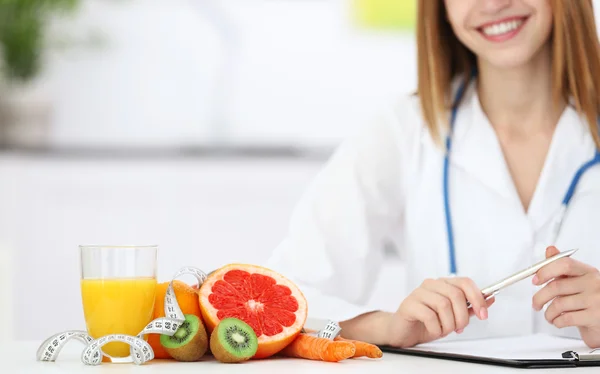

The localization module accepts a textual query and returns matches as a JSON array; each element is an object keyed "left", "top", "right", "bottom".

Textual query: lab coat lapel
[
  {"left": 443, "top": 82, "right": 597, "bottom": 232},
  {"left": 447, "top": 84, "right": 521, "bottom": 205},
  {"left": 526, "top": 105, "right": 595, "bottom": 232},
  {"left": 450, "top": 87, "right": 596, "bottom": 232}
]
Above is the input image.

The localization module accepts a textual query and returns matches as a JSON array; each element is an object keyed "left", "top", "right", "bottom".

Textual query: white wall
[
  {"left": 0, "top": 157, "right": 317, "bottom": 340},
  {"left": 1, "top": 156, "right": 405, "bottom": 341},
  {"left": 0, "top": 244, "right": 13, "bottom": 343},
  {"left": 43, "top": 0, "right": 415, "bottom": 148}
]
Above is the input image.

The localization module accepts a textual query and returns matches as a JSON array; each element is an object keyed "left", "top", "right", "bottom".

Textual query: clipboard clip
[{"left": 562, "top": 349, "right": 600, "bottom": 361}]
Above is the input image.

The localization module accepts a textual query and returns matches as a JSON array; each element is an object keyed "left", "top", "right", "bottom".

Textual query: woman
[{"left": 266, "top": 0, "right": 600, "bottom": 349}]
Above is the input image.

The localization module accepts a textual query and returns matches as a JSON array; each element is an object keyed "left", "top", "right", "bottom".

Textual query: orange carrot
[
  {"left": 334, "top": 336, "right": 383, "bottom": 359},
  {"left": 279, "top": 334, "right": 356, "bottom": 362},
  {"left": 301, "top": 328, "right": 383, "bottom": 359}
]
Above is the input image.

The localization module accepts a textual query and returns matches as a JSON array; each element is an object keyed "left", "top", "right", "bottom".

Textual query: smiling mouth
[{"left": 477, "top": 16, "right": 529, "bottom": 42}]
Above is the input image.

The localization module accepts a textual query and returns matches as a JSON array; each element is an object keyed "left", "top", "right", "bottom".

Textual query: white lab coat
[{"left": 265, "top": 79, "right": 600, "bottom": 342}]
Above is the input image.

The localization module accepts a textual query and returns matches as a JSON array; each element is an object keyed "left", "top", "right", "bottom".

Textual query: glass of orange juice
[{"left": 80, "top": 245, "right": 157, "bottom": 362}]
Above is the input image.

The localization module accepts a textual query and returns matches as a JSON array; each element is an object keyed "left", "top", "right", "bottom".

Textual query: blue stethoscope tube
[{"left": 443, "top": 79, "right": 600, "bottom": 276}]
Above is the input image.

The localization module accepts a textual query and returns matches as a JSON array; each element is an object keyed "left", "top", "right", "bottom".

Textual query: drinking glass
[{"left": 80, "top": 245, "right": 157, "bottom": 362}]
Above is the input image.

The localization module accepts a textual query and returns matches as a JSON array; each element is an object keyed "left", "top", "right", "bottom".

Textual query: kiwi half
[
  {"left": 160, "top": 314, "right": 208, "bottom": 361},
  {"left": 210, "top": 318, "right": 258, "bottom": 363}
]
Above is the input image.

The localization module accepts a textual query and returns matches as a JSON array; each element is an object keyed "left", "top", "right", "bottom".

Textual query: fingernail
[
  {"left": 456, "top": 328, "right": 464, "bottom": 334},
  {"left": 532, "top": 275, "right": 538, "bottom": 285},
  {"left": 480, "top": 307, "right": 488, "bottom": 320}
]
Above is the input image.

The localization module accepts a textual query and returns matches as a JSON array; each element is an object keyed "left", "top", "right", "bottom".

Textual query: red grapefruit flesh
[{"left": 198, "top": 264, "right": 307, "bottom": 359}]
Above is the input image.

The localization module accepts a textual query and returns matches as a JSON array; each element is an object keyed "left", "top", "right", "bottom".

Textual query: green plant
[{"left": 0, "top": 0, "right": 79, "bottom": 82}]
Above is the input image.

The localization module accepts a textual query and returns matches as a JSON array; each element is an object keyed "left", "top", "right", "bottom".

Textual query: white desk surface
[{"left": 2, "top": 340, "right": 599, "bottom": 374}]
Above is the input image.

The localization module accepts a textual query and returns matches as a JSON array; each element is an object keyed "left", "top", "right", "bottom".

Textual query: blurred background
[{"left": 2, "top": 0, "right": 597, "bottom": 342}]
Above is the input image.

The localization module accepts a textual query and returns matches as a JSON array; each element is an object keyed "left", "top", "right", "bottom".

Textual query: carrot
[
  {"left": 279, "top": 333, "right": 356, "bottom": 362},
  {"left": 334, "top": 336, "right": 383, "bottom": 359},
  {"left": 302, "top": 327, "right": 382, "bottom": 359}
]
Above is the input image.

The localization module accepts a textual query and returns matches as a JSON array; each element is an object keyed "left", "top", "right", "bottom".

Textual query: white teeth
[{"left": 482, "top": 19, "right": 523, "bottom": 36}]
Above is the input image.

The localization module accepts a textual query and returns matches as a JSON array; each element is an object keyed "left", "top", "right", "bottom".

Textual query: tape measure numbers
[{"left": 36, "top": 267, "right": 207, "bottom": 365}]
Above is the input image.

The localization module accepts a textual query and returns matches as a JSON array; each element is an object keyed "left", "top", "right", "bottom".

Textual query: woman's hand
[
  {"left": 532, "top": 246, "right": 600, "bottom": 348},
  {"left": 386, "top": 277, "right": 495, "bottom": 348}
]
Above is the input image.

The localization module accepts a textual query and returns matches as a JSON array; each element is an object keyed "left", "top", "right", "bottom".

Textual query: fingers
[
  {"left": 533, "top": 257, "right": 589, "bottom": 285},
  {"left": 486, "top": 296, "right": 496, "bottom": 308},
  {"left": 400, "top": 296, "right": 442, "bottom": 338},
  {"left": 532, "top": 247, "right": 600, "bottom": 332},
  {"left": 422, "top": 280, "right": 469, "bottom": 333},
  {"left": 399, "top": 277, "right": 493, "bottom": 343},
  {"left": 445, "top": 277, "right": 488, "bottom": 320},
  {"left": 532, "top": 275, "right": 587, "bottom": 311},
  {"left": 552, "top": 309, "right": 599, "bottom": 329},
  {"left": 533, "top": 248, "right": 594, "bottom": 285},
  {"left": 414, "top": 286, "right": 456, "bottom": 336},
  {"left": 545, "top": 245, "right": 560, "bottom": 259},
  {"left": 469, "top": 296, "right": 495, "bottom": 318},
  {"left": 411, "top": 302, "right": 443, "bottom": 338},
  {"left": 417, "top": 277, "right": 490, "bottom": 335},
  {"left": 544, "top": 294, "right": 589, "bottom": 324}
]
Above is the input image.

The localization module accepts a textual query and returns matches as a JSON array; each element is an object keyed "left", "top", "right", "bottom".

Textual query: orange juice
[{"left": 81, "top": 277, "right": 157, "bottom": 358}]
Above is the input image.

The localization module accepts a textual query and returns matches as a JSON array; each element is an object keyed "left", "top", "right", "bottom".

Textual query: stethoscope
[{"left": 443, "top": 77, "right": 600, "bottom": 276}]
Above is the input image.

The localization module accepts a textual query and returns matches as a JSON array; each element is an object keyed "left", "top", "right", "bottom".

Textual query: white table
[{"left": 2, "top": 340, "right": 598, "bottom": 374}]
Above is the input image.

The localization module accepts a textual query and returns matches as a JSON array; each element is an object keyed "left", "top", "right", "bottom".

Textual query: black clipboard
[{"left": 378, "top": 345, "right": 600, "bottom": 369}]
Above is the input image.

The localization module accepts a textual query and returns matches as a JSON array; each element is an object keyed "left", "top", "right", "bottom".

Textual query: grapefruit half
[{"left": 198, "top": 264, "right": 307, "bottom": 359}]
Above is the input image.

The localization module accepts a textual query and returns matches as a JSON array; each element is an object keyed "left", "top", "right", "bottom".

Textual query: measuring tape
[
  {"left": 301, "top": 320, "right": 342, "bottom": 340},
  {"left": 36, "top": 266, "right": 207, "bottom": 365},
  {"left": 316, "top": 320, "right": 342, "bottom": 340}
]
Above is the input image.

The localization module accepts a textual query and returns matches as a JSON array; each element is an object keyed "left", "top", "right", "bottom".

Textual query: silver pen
[{"left": 466, "top": 248, "right": 579, "bottom": 308}]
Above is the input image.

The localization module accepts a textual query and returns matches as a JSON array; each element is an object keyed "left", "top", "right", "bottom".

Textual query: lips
[{"left": 476, "top": 16, "right": 529, "bottom": 42}]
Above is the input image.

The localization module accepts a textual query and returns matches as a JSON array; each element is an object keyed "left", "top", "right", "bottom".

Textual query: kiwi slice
[
  {"left": 210, "top": 318, "right": 258, "bottom": 363},
  {"left": 160, "top": 314, "right": 208, "bottom": 361}
]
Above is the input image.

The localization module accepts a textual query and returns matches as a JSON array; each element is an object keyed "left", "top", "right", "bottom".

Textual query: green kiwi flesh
[
  {"left": 160, "top": 314, "right": 208, "bottom": 361},
  {"left": 210, "top": 318, "right": 258, "bottom": 363}
]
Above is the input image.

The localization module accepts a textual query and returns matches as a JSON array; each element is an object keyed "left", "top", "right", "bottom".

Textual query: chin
[{"left": 477, "top": 47, "right": 545, "bottom": 71}]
